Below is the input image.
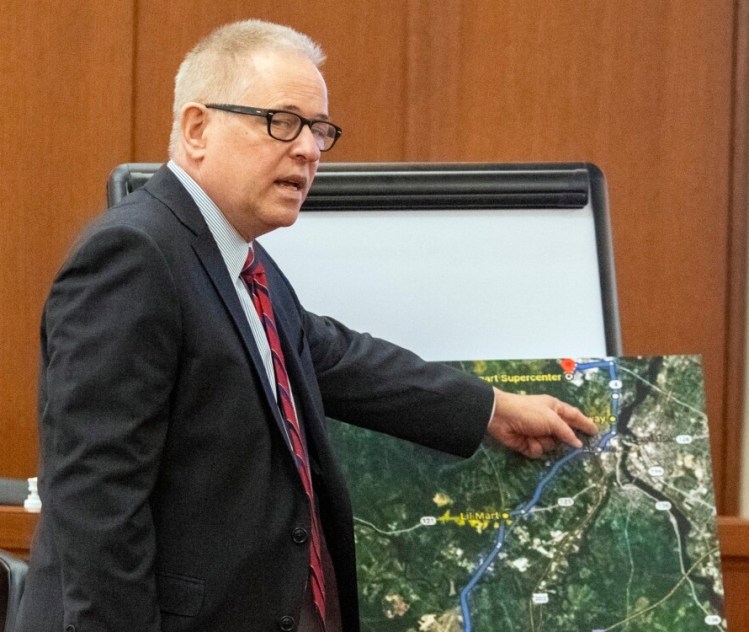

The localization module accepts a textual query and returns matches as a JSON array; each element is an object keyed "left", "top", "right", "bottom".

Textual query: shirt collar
[{"left": 167, "top": 160, "right": 251, "bottom": 279}]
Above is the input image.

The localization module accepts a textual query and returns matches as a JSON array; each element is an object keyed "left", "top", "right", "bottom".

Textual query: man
[{"left": 16, "top": 19, "right": 597, "bottom": 632}]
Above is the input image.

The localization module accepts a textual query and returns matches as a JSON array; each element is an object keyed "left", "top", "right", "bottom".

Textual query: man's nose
[{"left": 292, "top": 124, "right": 322, "bottom": 161}]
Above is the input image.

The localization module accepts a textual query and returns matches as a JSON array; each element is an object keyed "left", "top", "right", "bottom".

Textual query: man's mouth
[{"left": 276, "top": 176, "right": 306, "bottom": 191}]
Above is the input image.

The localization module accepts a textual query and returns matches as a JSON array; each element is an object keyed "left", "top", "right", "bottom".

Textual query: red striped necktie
[{"left": 241, "top": 250, "right": 327, "bottom": 629}]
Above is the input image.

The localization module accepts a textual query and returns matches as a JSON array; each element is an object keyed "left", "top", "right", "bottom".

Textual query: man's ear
[{"left": 179, "top": 103, "right": 209, "bottom": 160}]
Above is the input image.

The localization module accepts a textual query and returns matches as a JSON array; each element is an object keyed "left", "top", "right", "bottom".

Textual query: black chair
[
  {"left": 0, "top": 549, "right": 27, "bottom": 632},
  {"left": 0, "top": 479, "right": 29, "bottom": 506}
]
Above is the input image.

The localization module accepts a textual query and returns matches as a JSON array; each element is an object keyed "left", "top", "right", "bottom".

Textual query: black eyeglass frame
[{"left": 204, "top": 103, "right": 342, "bottom": 151}]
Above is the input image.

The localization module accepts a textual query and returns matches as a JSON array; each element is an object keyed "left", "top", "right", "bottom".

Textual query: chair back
[{"left": 0, "top": 549, "right": 28, "bottom": 632}]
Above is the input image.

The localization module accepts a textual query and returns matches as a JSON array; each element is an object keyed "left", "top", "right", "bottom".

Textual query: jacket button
[
  {"left": 65, "top": 626, "right": 76, "bottom": 632},
  {"left": 291, "top": 526, "right": 309, "bottom": 544},
  {"left": 278, "top": 615, "right": 295, "bottom": 631}
]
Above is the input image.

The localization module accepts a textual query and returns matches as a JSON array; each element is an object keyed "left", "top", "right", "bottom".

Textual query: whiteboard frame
[{"left": 107, "top": 162, "right": 622, "bottom": 357}]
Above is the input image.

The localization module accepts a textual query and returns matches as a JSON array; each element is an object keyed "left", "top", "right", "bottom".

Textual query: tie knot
[
  {"left": 241, "top": 248, "right": 268, "bottom": 287},
  {"left": 242, "top": 247, "right": 255, "bottom": 271},
  {"left": 242, "top": 249, "right": 257, "bottom": 278}
]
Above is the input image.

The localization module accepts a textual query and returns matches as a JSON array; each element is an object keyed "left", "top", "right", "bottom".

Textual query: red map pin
[{"left": 560, "top": 358, "right": 577, "bottom": 374}]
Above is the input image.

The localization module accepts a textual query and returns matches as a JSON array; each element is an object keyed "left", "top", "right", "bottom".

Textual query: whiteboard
[
  {"left": 259, "top": 163, "right": 621, "bottom": 361},
  {"left": 107, "top": 162, "right": 621, "bottom": 361},
  {"left": 261, "top": 205, "right": 607, "bottom": 361}
]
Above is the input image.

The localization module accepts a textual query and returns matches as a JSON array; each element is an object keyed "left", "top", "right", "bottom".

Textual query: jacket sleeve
[
  {"left": 303, "top": 311, "right": 494, "bottom": 459},
  {"left": 39, "top": 222, "right": 180, "bottom": 631}
]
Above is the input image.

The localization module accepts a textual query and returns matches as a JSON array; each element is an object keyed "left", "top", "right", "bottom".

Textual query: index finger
[
  {"left": 547, "top": 417, "right": 584, "bottom": 449},
  {"left": 555, "top": 401, "right": 599, "bottom": 436}
]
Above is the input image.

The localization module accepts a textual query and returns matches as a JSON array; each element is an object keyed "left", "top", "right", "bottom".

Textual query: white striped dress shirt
[{"left": 167, "top": 160, "right": 278, "bottom": 399}]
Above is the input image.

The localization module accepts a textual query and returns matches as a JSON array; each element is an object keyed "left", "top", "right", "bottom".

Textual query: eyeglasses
[{"left": 204, "top": 103, "right": 342, "bottom": 152}]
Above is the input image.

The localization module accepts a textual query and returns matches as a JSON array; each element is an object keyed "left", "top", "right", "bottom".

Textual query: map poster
[{"left": 327, "top": 356, "right": 726, "bottom": 631}]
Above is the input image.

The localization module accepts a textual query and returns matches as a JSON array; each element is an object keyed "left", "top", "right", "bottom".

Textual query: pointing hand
[{"left": 486, "top": 388, "right": 598, "bottom": 458}]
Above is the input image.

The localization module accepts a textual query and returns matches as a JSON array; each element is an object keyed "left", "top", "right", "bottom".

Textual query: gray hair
[{"left": 168, "top": 20, "right": 325, "bottom": 156}]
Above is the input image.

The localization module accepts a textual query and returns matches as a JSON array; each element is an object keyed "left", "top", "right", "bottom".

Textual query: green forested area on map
[{"left": 328, "top": 356, "right": 725, "bottom": 631}]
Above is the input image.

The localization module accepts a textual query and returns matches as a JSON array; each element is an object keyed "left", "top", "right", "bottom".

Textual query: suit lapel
[{"left": 143, "top": 167, "right": 294, "bottom": 453}]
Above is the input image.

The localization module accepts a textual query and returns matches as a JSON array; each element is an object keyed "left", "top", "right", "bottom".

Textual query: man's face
[{"left": 194, "top": 50, "right": 329, "bottom": 241}]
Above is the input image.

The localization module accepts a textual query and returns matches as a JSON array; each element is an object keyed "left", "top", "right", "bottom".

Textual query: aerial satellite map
[{"left": 328, "top": 356, "right": 726, "bottom": 631}]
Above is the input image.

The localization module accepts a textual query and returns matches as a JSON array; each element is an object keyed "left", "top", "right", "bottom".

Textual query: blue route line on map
[
  {"left": 459, "top": 359, "right": 620, "bottom": 632},
  {"left": 459, "top": 523, "right": 507, "bottom": 622}
]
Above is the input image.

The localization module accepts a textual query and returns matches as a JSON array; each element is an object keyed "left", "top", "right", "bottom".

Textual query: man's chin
[{"left": 257, "top": 207, "right": 302, "bottom": 237}]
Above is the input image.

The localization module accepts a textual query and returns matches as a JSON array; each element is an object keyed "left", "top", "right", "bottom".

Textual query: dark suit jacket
[{"left": 16, "top": 166, "right": 494, "bottom": 632}]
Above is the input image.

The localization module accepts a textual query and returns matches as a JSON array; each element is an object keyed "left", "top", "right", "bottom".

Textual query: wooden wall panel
[
  {"left": 0, "top": 2, "right": 134, "bottom": 477},
  {"left": 726, "top": 0, "right": 749, "bottom": 516},
  {"left": 719, "top": 516, "right": 749, "bottom": 630},
  {"left": 132, "top": 0, "right": 410, "bottom": 161}
]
